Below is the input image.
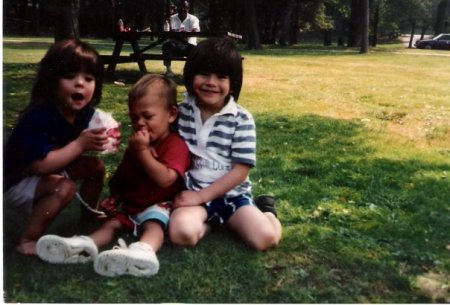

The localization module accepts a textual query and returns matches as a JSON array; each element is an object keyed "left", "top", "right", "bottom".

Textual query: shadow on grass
[
  {"left": 2, "top": 40, "right": 53, "bottom": 50},
  {"left": 239, "top": 41, "right": 407, "bottom": 57},
  {"left": 242, "top": 46, "right": 362, "bottom": 57},
  {"left": 252, "top": 114, "right": 449, "bottom": 302},
  {"left": 3, "top": 114, "right": 448, "bottom": 302},
  {"left": 3, "top": 38, "right": 117, "bottom": 54}
]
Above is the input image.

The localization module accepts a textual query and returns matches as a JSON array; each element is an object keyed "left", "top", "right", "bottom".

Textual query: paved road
[
  {"left": 400, "top": 34, "right": 433, "bottom": 47},
  {"left": 396, "top": 34, "right": 450, "bottom": 57}
]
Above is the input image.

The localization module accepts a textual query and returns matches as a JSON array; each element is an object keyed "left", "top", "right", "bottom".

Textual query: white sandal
[
  {"left": 36, "top": 235, "right": 98, "bottom": 264},
  {"left": 94, "top": 239, "right": 159, "bottom": 277}
]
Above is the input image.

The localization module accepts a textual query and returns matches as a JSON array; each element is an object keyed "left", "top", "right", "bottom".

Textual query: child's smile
[{"left": 193, "top": 73, "right": 230, "bottom": 111}]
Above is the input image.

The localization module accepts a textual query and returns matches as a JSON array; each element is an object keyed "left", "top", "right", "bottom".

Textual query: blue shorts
[
  {"left": 127, "top": 202, "right": 171, "bottom": 236},
  {"left": 206, "top": 193, "right": 255, "bottom": 224}
]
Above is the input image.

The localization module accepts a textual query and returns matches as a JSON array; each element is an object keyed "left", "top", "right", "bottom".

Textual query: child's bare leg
[
  {"left": 17, "top": 175, "right": 76, "bottom": 255},
  {"left": 265, "top": 212, "right": 282, "bottom": 242},
  {"left": 65, "top": 156, "right": 105, "bottom": 221},
  {"left": 94, "top": 220, "right": 162, "bottom": 277},
  {"left": 169, "top": 206, "right": 208, "bottom": 247},
  {"left": 140, "top": 221, "right": 165, "bottom": 252},
  {"left": 66, "top": 156, "right": 105, "bottom": 204},
  {"left": 88, "top": 218, "right": 123, "bottom": 249},
  {"left": 227, "top": 205, "right": 282, "bottom": 251}
]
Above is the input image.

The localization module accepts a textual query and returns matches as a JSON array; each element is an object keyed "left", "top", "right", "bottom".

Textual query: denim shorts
[{"left": 206, "top": 193, "right": 255, "bottom": 224}]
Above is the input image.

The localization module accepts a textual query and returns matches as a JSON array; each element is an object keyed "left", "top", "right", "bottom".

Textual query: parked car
[{"left": 414, "top": 33, "right": 450, "bottom": 50}]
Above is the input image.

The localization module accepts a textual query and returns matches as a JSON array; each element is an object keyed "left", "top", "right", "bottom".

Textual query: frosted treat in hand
[{"left": 88, "top": 109, "right": 120, "bottom": 153}]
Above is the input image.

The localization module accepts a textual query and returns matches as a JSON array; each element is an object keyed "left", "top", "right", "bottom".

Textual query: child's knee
[
  {"left": 169, "top": 218, "right": 201, "bottom": 247},
  {"left": 55, "top": 178, "right": 77, "bottom": 204},
  {"left": 261, "top": 233, "right": 280, "bottom": 251},
  {"left": 249, "top": 228, "right": 280, "bottom": 251}
]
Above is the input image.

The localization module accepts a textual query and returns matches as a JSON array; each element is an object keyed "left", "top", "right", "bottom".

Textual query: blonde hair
[{"left": 128, "top": 74, "right": 177, "bottom": 109}]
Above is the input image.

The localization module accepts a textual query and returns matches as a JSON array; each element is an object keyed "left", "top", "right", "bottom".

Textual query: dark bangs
[
  {"left": 58, "top": 41, "right": 104, "bottom": 106},
  {"left": 183, "top": 37, "right": 243, "bottom": 101},
  {"left": 60, "top": 44, "right": 103, "bottom": 78}
]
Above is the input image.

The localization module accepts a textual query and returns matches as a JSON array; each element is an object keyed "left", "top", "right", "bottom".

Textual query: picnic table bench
[{"left": 101, "top": 31, "right": 242, "bottom": 75}]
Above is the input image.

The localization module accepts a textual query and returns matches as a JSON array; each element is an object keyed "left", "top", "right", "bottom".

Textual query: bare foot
[{"left": 16, "top": 239, "right": 37, "bottom": 256}]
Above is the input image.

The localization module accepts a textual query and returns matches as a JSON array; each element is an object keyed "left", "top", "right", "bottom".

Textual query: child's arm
[
  {"left": 173, "top": 163, "right": 250, "bottom": 208},
  {"left": 130, "top": 129, "right": 179, "bottom": 188},
  {"left": 30, "top": 128, "right": 107, "bottom": 175}
]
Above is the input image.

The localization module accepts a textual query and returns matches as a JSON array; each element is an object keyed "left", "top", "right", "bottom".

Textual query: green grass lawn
[{"left": 3, "top": 36, "right": 450, "bottom": 303}]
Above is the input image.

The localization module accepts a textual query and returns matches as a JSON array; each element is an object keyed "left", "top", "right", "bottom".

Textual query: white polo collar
[{"left": 186, "top": 94, "right": 238, "bottom": 117}]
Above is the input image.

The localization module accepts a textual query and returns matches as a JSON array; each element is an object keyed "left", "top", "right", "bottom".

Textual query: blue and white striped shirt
[{"left": 177, "top": 95, "right": 256, "bottom": 197}]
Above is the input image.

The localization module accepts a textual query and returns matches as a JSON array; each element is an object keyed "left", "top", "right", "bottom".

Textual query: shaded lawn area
[{"left": 2, "top": 37, "right": 450, "bottom": 303}]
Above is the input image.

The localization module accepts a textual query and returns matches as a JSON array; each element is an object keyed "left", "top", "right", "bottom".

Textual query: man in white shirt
[{"left": 162, "top": 1, "right": 200, "bottom": 77}]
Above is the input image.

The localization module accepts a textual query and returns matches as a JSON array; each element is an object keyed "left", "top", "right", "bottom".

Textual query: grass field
[{"left": 2, "top": 36, "right": 450, "bottom": 303}]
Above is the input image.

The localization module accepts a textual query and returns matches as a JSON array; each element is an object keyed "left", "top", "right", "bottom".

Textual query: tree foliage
[{"left": 4, "top": 0, "right": 450, "bottom": 47}]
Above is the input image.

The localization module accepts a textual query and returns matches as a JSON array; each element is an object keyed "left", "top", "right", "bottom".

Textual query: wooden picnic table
[{"left": 101, "top": 31, "right": 243, "bottom": 75}]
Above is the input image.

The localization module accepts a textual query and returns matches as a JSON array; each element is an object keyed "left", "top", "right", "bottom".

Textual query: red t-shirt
[{"left": 109, "top": 132, "right": 190, "bottom": 218}]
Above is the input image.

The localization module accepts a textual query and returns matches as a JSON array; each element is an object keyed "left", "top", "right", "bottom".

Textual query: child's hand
[
  {"left": 173, "top": 190, "right": 204, "bottom": 209},
  {"left": 129, "top": 129, "right": 150, "bottom": 153},
  {"left": 77, "top": 128, "right": 108, "bottom": 151},
  {"left": 98, "top": 197, "right": 117, "bottom": 216}
]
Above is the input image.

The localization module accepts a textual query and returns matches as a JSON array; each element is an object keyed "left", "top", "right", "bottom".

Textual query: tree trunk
[
  {"left": 408, "top": 21, "right": 416, "bottom": 48},
  {"left": 371, "top": 2, "right": 379, "bottom": 47},
  {"left": 289, "top": 0, "right": 299, "bottom": 45},
  {"left": 359, "top": 0, "right": 369, "bottom": 53},
  {"left": 229, "top": 0, "right": 241, "bottom": 35},
  {"left": 323, "top": 30, "right": 332, "bottom": 46},
  {"left": 434, "top": 0, "right": 449, "bottom": 35},
  {"left": 279, "top": 0, "right": 296, "bottom": 46},
  {"left": 88, "top": 0, "right": 113, "bottom": 37},
  {"left": 420, "top": 24, "right": 428, "bottom": 40},
  {"left": 243, "top": 0, "right": 261, "bottom": 50},
  {"left": 30, "top": 0, "right": 40, "bottom": 35},
  {"left": 347, "top": 0, "right": 360, "bottom": 47},
  {"left": 208, "top": 0, "right": 231, "bottom": 32},
  {"left": 54, "top": 0, "right": 80, "bottom": 41}
]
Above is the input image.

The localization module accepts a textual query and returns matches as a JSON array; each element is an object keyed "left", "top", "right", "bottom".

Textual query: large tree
[
  {"left": 434, "top": 0, "right": 450, "bottom": 35},
  {"left": 50, "top": 0, "right": 80, "bottom": 41},
  {"left": 347, "top": 0, "right": 360, "bottom": 47},
  {"left": 371, "top": 0, "right": 381, "bottom": 46},
  {"left": 359, "top": 0, "right": 369, "bottom": 53},
  {"left": 243, "top": 0, "right": 262, "bottom": 49},
  {"left": 278, "top": 0, "right": 297, "bottom": 46}
]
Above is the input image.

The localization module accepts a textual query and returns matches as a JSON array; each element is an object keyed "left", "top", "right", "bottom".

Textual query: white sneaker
[
  {"left": 37, "top": 235, "right": 98, "bottom": 264},
  {"left": 94, "top": 239, "right": 159, "bottom": 277}
]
